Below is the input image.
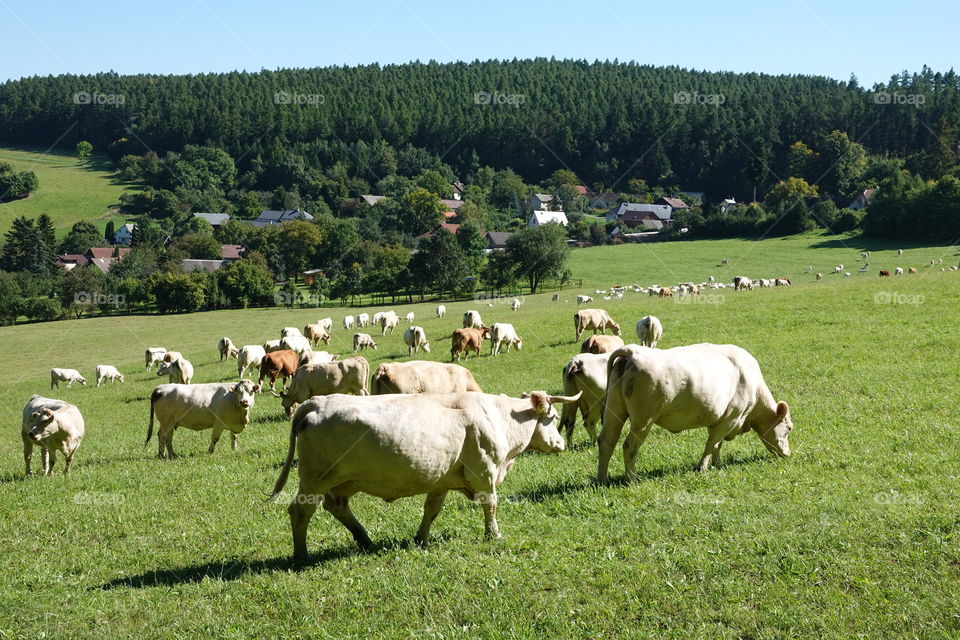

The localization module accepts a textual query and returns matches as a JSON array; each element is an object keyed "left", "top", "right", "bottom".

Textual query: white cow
[
  {"left": 298, "top": 351, "right": 338, "bottom": 367},
  {"left": 462, "top": 310, "right": 484, "bottom": 329},
  {"left": 50, "top": 368, "right": 87, "bottom": 389},
  {"left": 21, "top": 395, "right": 84, "bottom": 476},
  {"left": 273, "top": 357, "right": 370, "bottom": 416},
  {"left": 343, "top": 315, "right": 356, "bottom": 330},
  {"left": 489, "top": 323, "right": 522, "bottom": 356},
  {"left": 353, "top": 333, "right": 377, "bottom": 352},
  {"left": 144, "top": 348, "right": 167, "bottom": 370},
  {"left": 357, "top": 313, "right": 370, "bottom": 328},
  {"left": 264, "top": 339, "right": 283, "bottom": 353},
  {"left": 218, "top": 337, "right": 239, "bottom": 361},
  {"left": 157, "top": 357, "right": 194, "bottom": 385},
  {"left": 405, "top": 312, "right": 415, "bottom": 323},
  {"left": 576, "top": 295, "right": 593, "bottom": 306},
  {"left": 635, "top": 315, "right": 663, "bottom": 348},
  {"left": 237, "top": 345, "right": 266, "bottom": 379},
  {"left": 304, "top": 323, "right": 331, "bottom": 347},
  {"left": 510, "top": 298, "right": 521, "bottom": 312},
  {"left": 281, "top": 327, "right": 302, "bottom": 338},
  {"left": 894, "top": 267, "right": 904, "bottom": 276},
  {"left": 372, "top": 312, "right": 385, "bottom": 327},
  {"left": 317, "top": 318, "right": 333, "bottom": 333},
  {"left": 379, "top": 311, "right": 401, "bottom": 335},
  {"left": 95, "top": 365, "right": 124, "bottom": 387},
  {"left": 403, "top": 326, "right": 431, "bottom": 355},
  {"left": 270, "top": 390, "right": 580, "bottom": 559},
  {"left": 147, "top": 380, "right": 259, "bottom": 458},
  {"left": 598, "top": 344, "right": 793, "bottom": 482},
  {"left": 559, "top": 352, "right": 611, "bottom": 443},
  {"left": 280, "top": 335, "right": 313, "bottom": 356},
  {"left": 573, "top": 309, "right": 620, "bottom": 342},
  {"left": 371, "top": 361, "right": 483, "bottom": 395},
  {"left": 436, "top": 305, "right": 446, "bottom": 318}
]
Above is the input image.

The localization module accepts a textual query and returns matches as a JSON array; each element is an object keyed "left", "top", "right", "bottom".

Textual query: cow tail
[
  {"left": 145, "top": 388, "right": 160, "bottom": 445},
  {"left": 270, "top": 413, "right": 299, "bottom": 501}
]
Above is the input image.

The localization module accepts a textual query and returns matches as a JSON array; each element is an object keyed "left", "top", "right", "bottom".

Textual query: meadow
[
  {"left": 0, "top": 145, "right": 137, "bottom": 235},
  {"left": 2, "top": 232, "right": 959, "bottom": 638}
]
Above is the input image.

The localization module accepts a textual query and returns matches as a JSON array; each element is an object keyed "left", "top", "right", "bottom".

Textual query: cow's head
[
  {"left": 271, "top": 388, "right": 298, "bottom": 417},
  {"left": 609, "top": 321, "right": 622, "bottom": 336},
  {"left": 755, "top": 401, "right": 792, "bottom": 458},
  {"left": 421, "top": 341, "right": 431, "bottom": 353},
  {"left": 27, "top": 409, "right": 59, "bottom": 442},
  {"left": 233, "top": 381, "right": 259, "bottom": 411},
  {"left": 117, "top": 374, "right": 125, "bottom": 383},
  {"left": 77, "top": 376, "right": 88, "bottom": 385},
  {"left": 479, "top": 327, "right": 491, "bottom": 340},
  {"left": 157, "top": 362, "right": 171, "bottom": 377},
  {"left": 513, "top": 337, "right": 523, "bottom": 351},
  {"left": 520, "top": 391, "right": 582, "bottom": 453}
]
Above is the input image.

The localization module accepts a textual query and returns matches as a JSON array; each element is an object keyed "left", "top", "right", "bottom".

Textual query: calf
[
  {"left": 451, "top": 327, "right": 489, "bottom": 361},
  {"left": 406, "top": 312, "right": 415, "bottom": 323},
  {"left": 490, "top": 323, "right": 522, "bottom": 356},
  {"left": 144, "top": 347, "right": 167, "bottom": 370},
  {"left": 580, "top": 335, "right": 624, "bottom": 354},
  {"left": 237, "top": 345, "right": 266, "bottom": 379},
  {"left": 510, "top": 298, "right": 521, "bottom": 312},
  {"left": 95, "top": 364, "right": 124, "bottom": 387},
  {"left": 258, "top": 350, "right": 299, "bottom": 390},
  {"left": 353, "top": 333, "right": 378, "bottom": 352},
  {"left": 50, "top": 368, "right": 87, "bottom": 389},
  {"left": 436, "top": 305, "right": 446, "bottom": 318},
  {"left": 21, "top": 395, "right": 84, "bottom": 475},
  {"left": 218, "top": 337, "right": 239, "bottom": 361}
]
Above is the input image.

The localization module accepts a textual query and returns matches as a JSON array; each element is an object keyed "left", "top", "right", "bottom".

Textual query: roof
[
  {"left": 484, "top": 231, "right": 514, "bottom": 248},
  {"left": 529, "top": 211, "right": 569, "bottom": 226},
  {"left": 574, "top": 185, "right": 589, "bottom": 195},
  {"left": 441, "top": 210, "right": 457, "bottom": 219},
  {"left": 193, "top": 212, "right": 231, "bottom": 226},
  {"left": 117, "top": 223, "right": 136, "bottom": 233},
  {"left": 440, "top": 199, "right": 463, "bottom": 210},
  {"left": 257, "top": 209, "right": 314, "bottom": 223},
  {"left": 88, "top": 258, "right": 116, "bottom": 274},
  {"left": 590, "top": 192, "right": 619, "bottom": 201},
  {"left": 182, "top": 259, "right": 226, "bottom": 272},
  {"left": 657, "top": 197, "right": 689, "bottom": 209},
  {"left": 451, "top": 181, "right": 465, "bottom": 194},
  {"left": 532, "top": 193, "right": 555, "bottom": 203},
  {"left": 57, "top": 254, "right": 89, "bottom": 268},
  {"left": 360, "top": 195, "right": 387, "bottom": 206},
  {"left": 608, "top": 202, "right": 672, "bottom": 220},
  {"left": 86, "top": 247, "right": 131, "bottom": 260},
  {"left": 302, "top": 269, "right": 325, "bottom": 276},
  {"left": 440, "top": 223, "right": 461, "bottom": 234},
  {"left": 220, "top": 244, "right": 243, "bottom": 260}
]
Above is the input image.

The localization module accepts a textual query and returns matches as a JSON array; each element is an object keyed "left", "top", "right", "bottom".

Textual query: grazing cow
[
  {"left": 157, "top": 357, "right": 194, "bottom": 385},
  {"left": 353, "top": 333, "right": 378, "bottom": 352},
  {"left": 462, "top": 310, "right": 484, "bottom": 329},
  {"left": 816, "top": 273, "right": 823, "bottom": 280},
  {"left": 237, "top": 345, "right": 266, "bottom": 379},
  {"left": 372, "top": 312, "right": 385, "bottom": 327},
  {"left": 304, "top": 323, "right": 331, "bottom": 347},
  {"left": 50, "top": 368, "right": 87, "bottom": 389},
  {"left": 343, "top": 315, "right": 356, "bottom": 330},
  {"left": 280, "top": 335, "right": 312, "bottom": 356},
  {"left": 218, "top": 337, "right": 239, "bottom": 361},
  {"left": 879, "top": 270, "right": 890, "bottom": 277},
  {"left": 834, "top": 265, "right": 843, "bottom": 274},
  {"left": 403, "top": 326, "right": 431, "bottom": 355},
  {"left": 379, "top": 311, "right": 401, "bottom": 335},
  {"left": 510, "top": 299, "right": 521, "bottom": 312},
  {"left": 774, "top": 278, "right": 791, "bottom": 286},
  {"left": 489, "top": 323, "right": 522, "bottom": 356},
  {"left": 273, "top": 357, "right": 370, "bottom": 417},
  {"left": 258, "top": 350, "right": 299, "bottom": 390},
  {"left": 281, "top": 327, "right": 302, "bottom": 338},
  {"left": 95, "top": 364, "right": 124, "bottom": 387},
  {"left": 573, "top": 309, "right": 621, "bottom": 342},
  {"left": 264, "top": 339, "right": 283, "bottom": 353},
  {"left": 908, "top": 267, "right": 918, "bottom": 274},
  {"left": 635, "top": 315, "right": 663, "bottom": 348},
  {"left": 371, "top": 361, "right": 483, "bottom": 395},
  {"left": 720, "top": 258, "right": 728, "bottom": 264},
  {"left": 298, "top": 351, "right": 337, "bottom": 367},
  {"left": 451, "top": 327, "right": 489, "bottom": 361},
  {"left": 21, "top": 396, "right": 84, "bottom": 476},
  {"left": 898, "top": 249, "right": 903, "bottom": 256},
  {"left": 895, "top": 267, "right": 904, "bottom": 275},
  {"left": 580, "top": 334, "right": 624, "bottom": 354},
  {"left": 317, "top": 318, "right": 333, "bottom": 333},
  {"left": 552, "top": 293, "right": 560, "bottom": 302},
  {"left": 357, "top": 313, "right": 370, "bottom": 327},
  {"left": 733, "top": 276, "right": 753, "bottom": 291},
  {"left": 576, "top": 295, "right": 593, "bottom": 306},
  {"left": 436, "top": 305, "right": 446, "bottom": 318},
  {"left": 559, "top": 352, "right": 611, "bottom": 442},
  {"left": 145, "top": 347, "right": 167, "bottom": 370},
  {"left": 406, "top": 311, "right": 415, "bottom": 323},
  {"left": 658, "top": 287, "right": 674, "bottom": 298},
  {"left": 146, "top": 380, "right": 259, "bottom": 458},
  {"left": 845, "top": 272, "right": 851, "bottom": 277},
  {"left": 162, "top": 351, "right": 183, "bottom": 364},
  {"left": 271, "top": 389, "right": 579, "bottom": 558},
  {"left": 598, "top": 344, "right": 793, "bottom": 482}
]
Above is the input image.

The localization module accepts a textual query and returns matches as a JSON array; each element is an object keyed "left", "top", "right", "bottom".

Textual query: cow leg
[
  {"left": 697, "top": 423, "right": 731, "bottom": 472},
  {"left": 622, "top": 421, "right": 654, "bottom": 482},
  {"left": 63, "top": 450, "right": 74, "bottom": 475},
  {"left": 415, "top": 491, "right": 448, "bottom": 546},
  {"left": 481, "top": 494, "right": 502, "bottom": 540},
  {"left": 45, "top": 450, "right": 56, "bottom": 476},
  {"left": 231, "top": 432, "right": 239, "bottom": 451},
  {"left": 322, "top": 495, "right": 372, "bottom": 550},
  {"left": 209, "top": 427, "right": 224, "bottom": 454},
  {"left": 597, "top": 395, "right": 629, "bottom": 484},
  {"left": 289, "top": 495, "right": 318, "bottom": 561}
]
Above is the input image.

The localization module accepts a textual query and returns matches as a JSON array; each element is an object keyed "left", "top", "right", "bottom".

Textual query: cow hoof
[
  {"left": 355, "top": 536, "right": 373, "bottom": 551},
  {"left": 414, "top": 536, "right": 429, "bottom": 548}
]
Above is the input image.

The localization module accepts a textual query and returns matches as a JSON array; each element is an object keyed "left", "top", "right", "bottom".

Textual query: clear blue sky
[{"left": 1, "top": 0, "right": 956, "bottom": 85}]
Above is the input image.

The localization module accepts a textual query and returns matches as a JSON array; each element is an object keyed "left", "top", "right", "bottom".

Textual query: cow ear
[
  {"left": 520, "top": 392, "right": 530, "bottom": 399},
  {"left": 30, "top": 411, "right": 41, "bottom": 420},
  {"left": 776, "top": 401, "right": 789, "bottom": 419},
  {"left": 528, "top": 392, "right": 550, "bottom": 415},
  {"left": 252, "top": 384, "right": 261, "bottom": 392}
]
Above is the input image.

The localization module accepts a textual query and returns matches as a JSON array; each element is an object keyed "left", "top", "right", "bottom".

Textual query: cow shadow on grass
[{"left": 123, "top": 396, "right": 150, "bottom": 404}]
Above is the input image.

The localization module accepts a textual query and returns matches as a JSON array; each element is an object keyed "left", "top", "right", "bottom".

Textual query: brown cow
[
  {"left": 451, "top": 327, "right": 489, "bottom": 361},
  {"left": 258, "top": 349, "right": 299, "bottom": 391},
  {"left": 304, "top": 323, "right": 331, "bottom": 347},
  {"left": 658, "top": 288, "right": 673, "bottom": 298},
  {"left": 580, "top": 335, "right": 625, "bottom": 354},
  {"left": 908, "top": 267, "right": 919, "bottom": 274},
  {"left": 879, "top": 270, "right": 890, "bottom": 277}
]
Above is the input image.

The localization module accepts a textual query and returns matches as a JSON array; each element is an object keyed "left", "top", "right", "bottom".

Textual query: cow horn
[
  {"left": 547, "top": 391, "right": 582, "bottom": 404},
  {"left": 270, "top": 390, "right": 282, "bottom": 398}
]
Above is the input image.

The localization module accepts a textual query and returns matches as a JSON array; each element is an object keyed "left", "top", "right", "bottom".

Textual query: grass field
[
  {"left": 0, "top": 145, "right": 138, "bottom": 235},
  {"left": 2, "top": 233, "right": 960, "bottom": 638}
]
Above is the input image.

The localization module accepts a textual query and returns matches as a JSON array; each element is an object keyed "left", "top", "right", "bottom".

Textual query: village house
[
  {"left": 113, "top": 223, "right": 136, "bottom": 245},
  {"left": 528, "top": 211, "right": 569, "bottom": 227},
  {"left": 192, "top": 212, "right": 231, "bottom": 230},
  {"left": 245, "top": 209, "right": 314, "bottom": 228},
  {"left": 529, "top": 193, "right": 558, "bottom": 211},
  {"left": 605, "top": 202, "right": 672, "bottom": 225}
]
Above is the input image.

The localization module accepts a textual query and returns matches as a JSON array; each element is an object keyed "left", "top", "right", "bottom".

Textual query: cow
[
  {"left": 263, "top": 339, "right": 283, "bottom": 353},
  {"left": 451, "top": 327, "right": 489, "bottom": 361},
  {"left": 162, "top": 351, "right": 183, "bottom": 364},
  {"left": 816, "top": 273, "right": 823, "bottom": 280},
  {"left": 157, "top": 356, "right": 194, "bottom": 385},
  {"left": 357, "top": 313, "right": 370, "bottom": 327},
  {"left": 436, "top": 305, "right": 446, "bottom": 318},
  {"left": 281, "top": 327, "right": 302, "bottom": 338},
  {"left": 552, "top": 293, "right": 560, "bottom": 302},
  {"left": 598, "top": 344, "right": 793, "bottom": 483},
  {"left": 50, "top": 368, "right": 87, "bottom": 389},
  {"left": 635, "top": 315, "right": 663, "bottom": 348},
  {"left": 489, "top": 323, "right": 522, "bottom": 356},
  {"left": 270, "top": 389, "right": 580, "bottom": 559},
  {"left": 273, "top": 357, "right": 370, "bottom": 417},
  {"left": 144, "top": 348, "right": 167, "bottom": 370},
  {"left": 462, "top": 310, "right": 484, "bottom": 329},
  {"left": 908, "top": 267, "right": 918, "bottom": 274},
  {"left": 218, "top": 337, "right": 239, "bottom": 361},
  {"left": 559, "top": 352, "right": 611, "bottom": 443},
  {"left": 258, "top": 350, "right": 299, "bottom": 390},
  {"left": 238, "top": 345, "right": 266, "bottom": 379},
  {"left": 894, "top": 267, "right": 904, "bottom": 275},
  {"left": 298, "top": 351, "right": 337, "bottom": 367},
  {"left": 318, "top": 318, "right": 333, "bottom": 333},
  {"left": 834, "top": 265, "right": 843, "bottom": 274},
  {"left": 304, "top": 323, "right": 331, "bottom": 347},
  {"left": 580, "top": 335, "right": 624, "bottom": 354},
  {"left": 898, "top": 249, "right": 903, "bottom": 256},
  {"left": 879, "top": 270, "right": 891, "bottom": 277},
  {"left": 774, "top": 278, "right": 791, "bottom": 286},
  {"left": 406, "top": 312, "right": 415, "bottom": 323},
  {"left": 658, "top": 287, "right": 674, "bottom": 298},
  {"left": 146, "top": 380, "right": 259, "bottom": 458},
  {"left": 21, "top": 395, "right": 84, "bottom": 476},
  {"left": 281, "top": 335, "right": 313, "bottom": 356},
  {"left": 371, "top": 361, "right": 483, "bottom": 395},
  {"left": 343, "top": 315, "right": 356, "bottom": 330},
  {"left": 95, "top": 364, "right": 124, "bottom": 387},
  {"left": 573, "top": 309, "right": 621, "bottom": 342},
  {"left": 372, "top": 312, "right": 385, "bottom": 327},
  {"left": 403, "top": 326, "right": 431, "bottom": 356},
  {"left": 733, "top": 276, "right": 753, "bottom": 291},
  {"left": 510, "top": 299, "right": 521, "bottom": 312},
  {"left": 353, "top": 333, "right": 378, "bottom": 352},
  {"left": 576, "top": 295, "right": 593, "bottom": 306},
  {"left": 379, "top": 311, "right": 401, "bottom": 335}
]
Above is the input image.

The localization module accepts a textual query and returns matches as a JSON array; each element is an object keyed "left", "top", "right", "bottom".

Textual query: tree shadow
[{"left": 809, "top": 233, "right": 958, "bottom": 253}]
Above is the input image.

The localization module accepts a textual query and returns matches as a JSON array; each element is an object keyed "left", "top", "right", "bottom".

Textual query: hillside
[{"left": 0, "top": 146, "right": 138, "bottom": 234}]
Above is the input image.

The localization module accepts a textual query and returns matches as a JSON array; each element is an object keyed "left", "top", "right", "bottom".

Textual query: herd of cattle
[{"left": 19, "top": 282, "right": 796, "bottom": 560}]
